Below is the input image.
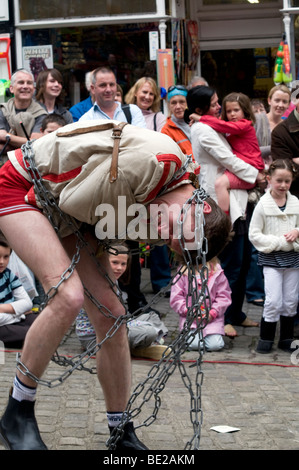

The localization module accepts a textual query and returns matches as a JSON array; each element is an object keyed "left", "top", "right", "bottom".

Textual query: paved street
[{"left": 0, "top": 266, "right": 299, "bottom": 452}]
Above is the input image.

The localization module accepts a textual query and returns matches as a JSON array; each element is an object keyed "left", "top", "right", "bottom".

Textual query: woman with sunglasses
[{"left": 161, "top": 85, "right": 194, "bottom": 161}]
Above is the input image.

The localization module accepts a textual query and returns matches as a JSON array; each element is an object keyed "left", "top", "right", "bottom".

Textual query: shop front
[
  {"left": 0, "top": 0, "right": 294, "bottom": 109},
  {"left": 196, "top": 0, "right": 285, "bottom": 104},
  {"left": 9, "top": 0, "right": 200, "bottom": 107},
  {"left": 282, "top": 0, "right": 299, "bottom": 83},
  {"left": 20, "top": 23, "right": 171, "bottom": 108}
]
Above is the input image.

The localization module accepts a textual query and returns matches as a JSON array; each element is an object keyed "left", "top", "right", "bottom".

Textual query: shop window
[
  {"left": 19, "top": 0, "right": 157, "bottom": 21},
  {"left": 202, "top": 0, "right": 277, "bottom": 4},
  {"left": 21, "top": 23, "right": 170, "bottom": 107},
  {"left": 201, "top": 48, "right": 276, "bottom": 102}
]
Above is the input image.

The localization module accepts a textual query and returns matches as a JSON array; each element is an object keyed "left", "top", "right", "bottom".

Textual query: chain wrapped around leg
[{"left": 19, "top": 140, "right": 211, "bottom": 450}]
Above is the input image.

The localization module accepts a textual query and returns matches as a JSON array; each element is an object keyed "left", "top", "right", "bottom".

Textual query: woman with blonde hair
[
  {"left": 254, "top": 84, "right": 291, "bottom": 165},
  {"left": 125, "top": 77, "right": 166, "bottom": 131},
  {"left": 246, "top": 84, "right": 291, "bottom": 307}
]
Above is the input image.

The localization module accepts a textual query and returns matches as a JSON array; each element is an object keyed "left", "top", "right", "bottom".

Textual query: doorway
[{"left": 200, "top": 47, "right": 276, "bottom": 103}]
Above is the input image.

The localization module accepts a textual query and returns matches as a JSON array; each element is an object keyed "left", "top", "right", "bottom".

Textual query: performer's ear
[{"left": 203, "top": 202, "right": 212, "bottom": 214}]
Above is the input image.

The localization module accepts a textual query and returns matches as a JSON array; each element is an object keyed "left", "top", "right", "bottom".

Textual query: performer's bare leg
[
  {"left": 0, "top": 211, "right": 84, "bottom": 385},
  {"left": 63, "top": 233, "right": 132, "bottom": 411},
  {"left": 62, "top": 233, "right": 147, "bottom": 449},
  {"left": 0, "top": 211, "right": 84, "bottom": 450}
]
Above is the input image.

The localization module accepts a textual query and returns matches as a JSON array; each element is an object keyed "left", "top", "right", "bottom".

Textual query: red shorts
[
  {"left": 0, "top": 160, "right": 40, "bottom": 216},
  {"left": 224, "top": 169, "right": 255, "bottom": 190}
]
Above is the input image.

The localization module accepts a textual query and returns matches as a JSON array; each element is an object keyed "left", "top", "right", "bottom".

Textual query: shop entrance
[
  {"left": 22, "top": 22, "right": 169, "bottom": 107},
  {"left": 200, "top": 47, "right": 277, "bottom": 105}
]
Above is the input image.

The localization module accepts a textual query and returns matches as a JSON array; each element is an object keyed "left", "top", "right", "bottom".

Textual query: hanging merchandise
[
  {"left": 273, "top": 34, "right": 292, "bottom": 85},
  {"left": 282, "top": 36, "right": 292, "bottom": 83},
  {"left": 172, "top": 21, "right": 181, "bottom": 82},
  {"left": 181, "top": 20, "right": 188, "bottom": 84},
  {"left": 273, "top": 40, "right": 283, "bottom": 84},
  {"left": 187, "top": 21, "right": 200, "bottom": 71}
]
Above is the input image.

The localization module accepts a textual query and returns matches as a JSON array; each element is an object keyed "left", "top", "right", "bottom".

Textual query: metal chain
[{"left": 18, "top": 140, "right": 211, "bottom": 450}]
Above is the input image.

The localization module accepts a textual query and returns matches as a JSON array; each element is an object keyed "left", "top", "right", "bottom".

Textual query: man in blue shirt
[
  {"left": 79, "top": 67, "right": 146, "bottom": 127},
  {"left": 69, "top": 70, "right": 95, "bottom": 122}
]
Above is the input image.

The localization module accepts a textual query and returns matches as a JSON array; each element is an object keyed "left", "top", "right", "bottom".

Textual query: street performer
[{"left": 0, "top": 119, "right": 231, "bottom": 450}]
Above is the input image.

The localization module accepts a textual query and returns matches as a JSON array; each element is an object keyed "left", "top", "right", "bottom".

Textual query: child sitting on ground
[
  {"left": 76, "top": 243, "right": 169, "bottom": 360},
  {"left": 0, "top": 236, "right": 35, "bottom": 347},
  {"left": 170, "top": 257, "right": 231, "bottom": 351}
]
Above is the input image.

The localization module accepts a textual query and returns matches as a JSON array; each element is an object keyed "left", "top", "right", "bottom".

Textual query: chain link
[{"left": 18, "top": 140, "right": 212, "bottom": 450}]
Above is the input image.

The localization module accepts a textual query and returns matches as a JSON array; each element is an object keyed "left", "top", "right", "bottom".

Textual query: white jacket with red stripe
[{"left": 8, "top": 120, "right": 200, "bottom": 239}]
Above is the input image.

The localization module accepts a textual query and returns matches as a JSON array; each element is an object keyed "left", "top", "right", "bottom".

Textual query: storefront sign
[
  {"left": 0, "top": 0, "right": 9, "bottom": 21},
  {"left": 22, "top": 45, "right": 53, "bottom": 81},
  {"left": 149, "top": 31, "right": 159, "bottom": 61}
]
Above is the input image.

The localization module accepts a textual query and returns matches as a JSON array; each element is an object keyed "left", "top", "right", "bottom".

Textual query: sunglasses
[{"left": 168, "top": 85, "right": 187, "bottom": 93}]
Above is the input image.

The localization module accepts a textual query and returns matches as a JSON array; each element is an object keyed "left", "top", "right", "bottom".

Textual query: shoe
[
  {"left": 131, "top": 344, "right": 171, "bottom": 361},
  {"left": 256, "top": 318, "right": 277, "bottom": 354},
  {"left": 278, "top": 316, "right": 296, "bottom": 352},
  {"left": 256, "top": 339, "right": 273, "bottom": 354},
  {"left": 277, "top": 339, "right": 298, "bottom": 353},
  {"left": 0, "top": 391, "right": 47, "bottom": 450},
  {"left": 109, "top": 421, "right": 148, "bottom": 450}
]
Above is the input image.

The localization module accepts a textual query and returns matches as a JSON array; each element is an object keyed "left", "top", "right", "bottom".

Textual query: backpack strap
[
  {"left": 153, "top": 113, "right": 157, "bottom": 131},
  {"left": 110, "top": 122, "right": 128, "bottom": 183},
  {"left": 121, "top": 104, "right": 132, "bottom": 124}
]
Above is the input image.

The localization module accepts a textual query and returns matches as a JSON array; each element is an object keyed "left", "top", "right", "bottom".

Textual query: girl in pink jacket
[{"left": 170, "top": 258, "right": 231, "bottom": 351}]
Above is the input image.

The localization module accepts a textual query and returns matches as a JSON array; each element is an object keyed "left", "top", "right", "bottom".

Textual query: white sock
[
  {"left": 12, "top": 376, "right": 37, "bottom": 402},
  {"left": 107, "top": 411, "right": 128, "bottom": 428}
]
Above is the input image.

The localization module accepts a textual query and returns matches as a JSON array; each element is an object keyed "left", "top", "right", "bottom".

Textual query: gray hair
[
  {"left": 91, "top": 67, "right": 115, "bottom": 85},
  {"left": 189, "top": 76, "right": 209, "bottom": 89},
  {"left": 11, "top": 68, "right": 34, "bottom": 86}
]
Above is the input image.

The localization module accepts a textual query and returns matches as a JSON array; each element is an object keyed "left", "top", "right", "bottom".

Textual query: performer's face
[{"left": 150, "top": 185, "right": 211, "bottom": 255}]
